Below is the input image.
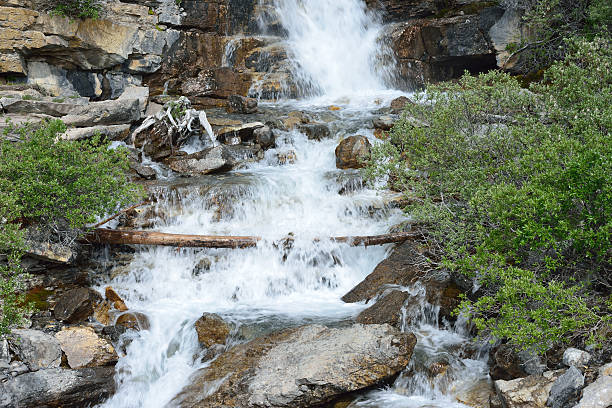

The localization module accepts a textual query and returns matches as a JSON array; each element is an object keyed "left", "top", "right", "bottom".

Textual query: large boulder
[
  {"left": 55, "top": 326, "right": 118, "bottom": 369},
  {"left": 494, "top": 370, "right": 562, "bottom": 408},
  {"left": 61, "top": 98, "right": 141, "bottom": 127},
  {"left": 7, "top": 329, "right": 61, "bottom": 371},
  {"left": 168, "top": 145, "right": 235, "bottom": 176},
  {"left": 547, "top": 366, "right": 584, "bottom": 408},
  {"left": 335, "top": 135, "right": 371, "bottom": 169},
  {"left": 0, "top": 367, "right": 115, "bottom": 408},
  {"left": 53, "top": 287, "right": 103, "bottom": 324},
  {"left": 575, "top": 362, "right": 612, "bottom": 408},
  {"left": 194, "top": 313, "right": 231, "bottom": 348},
  {"left": 172, "top": 324, "right": 416, "bottom": 408},
  {"left": 562, "top": 348, "right": 591, "bottom": 368}
]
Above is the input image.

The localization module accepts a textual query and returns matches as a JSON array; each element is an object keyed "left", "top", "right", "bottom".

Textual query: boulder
[
  {"left": 55, "top": 326, "right": 118, "bottom": 369},
  {"left": 355, "top": 290, "right": 409, "bottom": 328},
  {"left": 575, "top": 362, "right": 612, "bottom": 408},
  {"left": 489, "top": 344, "right": 528, "bottom": 381},
  {"left": 0, "top": 98, "right": 85, "bottom": 117},
  {"left": 133, "top": 118, "right": 173, "bottom": 160},
  {"left": 562, "top": 348, "right": 591, "bottom": 368},
  {"left": 172, "top": 324, "right": 416, "bottom": 408},
  {"left": 342, "top": 240, "right": 459, "bottom": 320},
  {"left": 390, "top": 96, "right": 412, "bottom": 113},
  {"left": 7, "top": 329, "right": 61, "bottom": 371},
  {"left": 547, "top": 366, "right": 584, "bottom": 408},
  {"left": 373, "top": 115, "right": 396, "bottom": 131},
  {"left": 53, "top": 287, "right": 103, "bottom": 323},
  {"left": 297, "top": 123, "right": 331, "bottom": 140},
  {"left": 118, "top": 85, "right": 149, "bottom": 113},
  {"left": 253, "top": 125, "right": 274, "bottom": 149},
  {"left": 168, "top": 145, "right": 234, "bottom": 175},
  {"left": 105, "top": 286, "right": 128, "bottom": 312},
  {"left": 0, "top": 367, "right": 116, "bottom": 408},
  {"left": 61, "top": 124, "right": 131, "bottom": 141},
  {"left": 335, "top": 135, "right": 372, "bottom": 169},
  {"left": 116, "top": 311, "right": 150, "bottom": 331},
  {"left": 494, "top": 370, "right": 562, "bottom": 408},
  {"left": 25, "top": 238, "right": 75, "bottom": 263},
  {"left": 216, "top": 122, "right": 265, "bottom": 145},
  {"left": 227, "top": 94, "right": 257, "bottom": 114},
  {"left": 194, "top": 313, "right": 231, "bottom": 348},
  {"left": 62, "top": 98, "right": 141, "bottom": 127}
]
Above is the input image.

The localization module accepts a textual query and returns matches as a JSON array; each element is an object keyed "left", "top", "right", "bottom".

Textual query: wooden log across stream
[{"left": 84, "top": 229, "right": 419, "bottom": 249}]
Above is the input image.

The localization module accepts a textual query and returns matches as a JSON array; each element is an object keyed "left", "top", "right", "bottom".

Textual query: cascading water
[
  {"left": 269, "top": 0, "right": 397, "bottom": 99},
  {"left": 98, "top": 1, "right": 490, "bottom": 407}
]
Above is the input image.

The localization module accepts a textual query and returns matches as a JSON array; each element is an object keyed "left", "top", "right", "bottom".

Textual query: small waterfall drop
[{"left": 271, "top": 0, "right": 396, "bottom": 98}]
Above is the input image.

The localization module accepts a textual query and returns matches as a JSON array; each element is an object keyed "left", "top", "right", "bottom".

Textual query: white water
[
  {"left": 271, "top": 0, "right": 396, "bottom": 98},
  {"left": 98, "top": 0, "right": 490, "bottom": 407}
]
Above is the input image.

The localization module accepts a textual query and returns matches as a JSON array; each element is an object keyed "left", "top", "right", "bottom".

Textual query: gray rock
[
  {"left": 228, "top": 94, "right": 258, "bottom": 114},
  {"left": 118, "top": 85, "right": 149, "bottom": 113},
  {"left": 0, "top": 98, "right": 85, "bottom": 117},
  {"left": 104, "top": 72, "right": 143, "bottom": 99},
  {"left": 61, "top": 124, "right": 131, "bottom": 141},
  {"left": 297, "top": 123, "right": 331, "bottom": 140},
  {"left": 217, "top": 122, "right": 265, "bottom": 145},
  {"left": 518, "top": 349, "right": 547, "bottom": 375},
  {"left": 254, "top": 125, "right": 275, "bottom": 149},
  {"left": 0, "top": 339, "right": 9, "bottom": 365},
  {"left": 130, "top": 161, "right": 157, "bottom": 180},
  {"left": 495, "top": 370, "right": 563, "bottom": 408},
  {"left": 547, "top": 366, "right": 584, "bottom": 408},
  {"left": 62, "top": 98, "right": 142, "bottom": 127},
  {"left": 575, "top": 362, "right": 612, "bottom": 408},
  {"left": 562, "top": 348, "right": 591, "bottom": 368},
  {"left": 7, "top": 329, "right": 62, "bottom": 371},
  {"left": 24, "top": 238, "right": 75, "bottom": 263},
  {"left": 373, "top": 115, "right": 396, "bottom": 131},
  {"left": 172, "top": 324, "right": 416, "bottom": 408},
  {"left": 168, "top": 145, "right": 235, "bottom": 175},
  {"left": 54, "top": 287, "right": 103, "bottom": 324},
  {"left": 0, "top": 367, "right": 116, "bottom": 408},
  {"left": 8, "top": 361, "right": 28, "bottom": 376}
]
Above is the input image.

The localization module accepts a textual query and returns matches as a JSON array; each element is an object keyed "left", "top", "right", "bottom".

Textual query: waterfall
[{"left": 271, "top": 0, "right": 396, "bottom": 98}]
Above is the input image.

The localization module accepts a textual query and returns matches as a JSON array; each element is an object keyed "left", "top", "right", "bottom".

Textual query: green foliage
[
  {"left": 51, "top": 0, "right": 102, "bottom": 20},
  {"left": 366, "top": 38, "right": 611, "bottom": 353},
  {"left": 0, "top": 119, "right": 141, "bottom": 336}
]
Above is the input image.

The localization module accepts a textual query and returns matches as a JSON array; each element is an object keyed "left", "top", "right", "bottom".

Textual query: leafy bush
[
  {"left": 366, "top": 38, "right": 611, "bottom": 353},
  {"left": 51, "top": 0, "right": 102, "bottom": 20},
  {"left": 0, "top": 119, "right": 140, "bottom": 336}
]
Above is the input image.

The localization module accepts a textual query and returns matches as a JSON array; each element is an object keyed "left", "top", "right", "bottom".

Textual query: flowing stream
[{"left": 98, "top": 0, "right": 490, "bottom": 406}]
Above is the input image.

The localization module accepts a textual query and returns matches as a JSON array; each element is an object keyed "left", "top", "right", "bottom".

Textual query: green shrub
[
  {"left": 0, "top": 119, "right": 141, "bottom": 336},
  {"left": 366, "top": 38, "right": 611, "bottom": 353},
  {"left": 51, "top": 0, "right": 102, "bottom": 20}
]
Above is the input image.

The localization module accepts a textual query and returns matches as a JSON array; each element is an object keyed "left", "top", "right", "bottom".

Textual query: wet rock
[
  {"left": 390, "top": 96, "right": 412, "bottom": 113},
  {"left": 355, "top": 290, "right": 408, "bottom": 328},
  {"left": 494, "top": 370, "right": 562, "bottom": 408},
  {"left": 490, "top": 344, "right": 529, "bottom": 381},
  {"left": 547, "top": 366, "right": 584, "bottom": 408},
  {"left": 172, "top": 324, "right": 416, "bottom": 408},
  {"left": 297, "top": 123, "right": 331, "bottom": 140},
  {"left": 575, "top": 362, "right": 612, "bottom": 408},
  {"left": 456, "top": 378, "right": 496, "bottom": 408},
  {"left": 562, "top": 348, "right": 591, "bottom": 368},
  {"left": 7, "top": 329, "right": 62, "bottom": 371},
  {"left": 254, "top": 125, "right": 275, "bottom": 149},
  {"left": 93, "top": 300, "right": 112, "bottom": 326},
  {"left": 373, "top": 115, "right": 396, "bottom": 131},
  {"left": 130, "top": 160, "right": 157, "bottom": 180},
  {"left": 168, "top": 145, "right": 234, "bottom": 176},
  {"left": 342, "top": 240, "right": 457, "bottom": 320},
  {"left": 0, "top": 367, "right": 116, "bottom": 408},
  {"left": 283, "top": 110, "right": 311, "bottom": 129},
  {"left": 105, "top": 286, "right": 128, "bottom": 312},
  {"left": 216, "top": 122, "right": 265, "bottom": 145},
  {"left": 61, "top": 98, "right": 142, "bottom": 127},
  {"left": 335, "top": 135, "right": 371, "bottom": 169},
  {"left": 228, "top": 94, "right": 258, "bottom": 114},
  {"left": 61, "top": 124, "right": 131, "bottom": 142},
  {"left": 116, "top": 311, "right": 150, "bottom": 331},
  {"left": 225, "top": 144, "right": 265, "bottom": 164},
  {"left": 194, "top": 313, "right": 231, "bottom": 348},
  {"left": 54, "top": 287, "right": 103, "bottom": 324},
  {"left": 55, "top": 326, "right": 118, "bottom": 369}
]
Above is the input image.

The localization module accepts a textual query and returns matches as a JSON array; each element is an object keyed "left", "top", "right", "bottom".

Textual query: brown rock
[
  {"left": 116, "top": 311, "right": 150, "bottom": 331},
  {"left": 54, "top": 288, "right": 103, "bottom": 324},
  {"left": 55, "top": 327, "right": 118, "bottom": 369},
  {"left": 355, "top": 290, "right": 409, "bottom": 328},
  {"left": 227, "top": 94, "right": 257, "bottom": 114},
  {"left": 194, "top": 313, "right": 231, "bottom": 348},
  {"left": 93, "top": 300, "right": 112, "bottom": 326},
  {"left": 105, "top": 286, "right": 128, "bottom": 311},
  {"left": 490, "top": 344, "right": 528, "bottom": 381},
  {"left": 390, "top": 96, "right": 413, "bottom": 113},
  {"left": 335, "top": 135, "right": 372, "bottom": 169}
]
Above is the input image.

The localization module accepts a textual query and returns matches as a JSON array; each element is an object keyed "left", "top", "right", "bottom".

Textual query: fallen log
[{"left": 83, "top": 229, "right": 418, "bottom": 249}]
